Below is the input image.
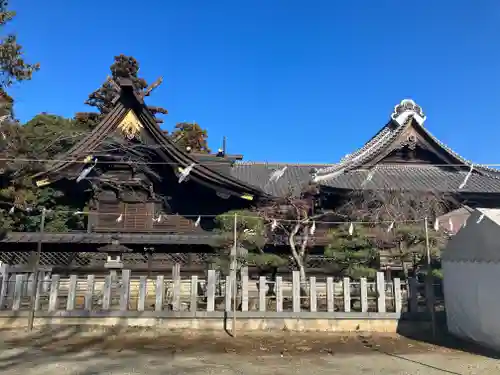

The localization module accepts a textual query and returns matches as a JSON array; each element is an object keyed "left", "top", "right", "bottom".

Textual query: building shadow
[{"left": 396, "top": 312, "right": 500, "bottom": 360}]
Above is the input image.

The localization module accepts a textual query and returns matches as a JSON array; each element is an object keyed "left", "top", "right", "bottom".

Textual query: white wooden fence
[{"left": 0, "top": 269, "right": 429, "bottom": 314}]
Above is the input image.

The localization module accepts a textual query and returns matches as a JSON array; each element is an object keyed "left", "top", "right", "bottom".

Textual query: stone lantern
[{"left": 98, "top": 238, "right": 132, "bottom": 279}]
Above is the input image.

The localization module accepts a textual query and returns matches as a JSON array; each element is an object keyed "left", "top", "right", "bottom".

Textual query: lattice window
[
  {"left": 95, "top": 197, "right": 153, "bottom": 231},
  {"left": 122, "top": 201, "right": 153, "bottom": 230}
]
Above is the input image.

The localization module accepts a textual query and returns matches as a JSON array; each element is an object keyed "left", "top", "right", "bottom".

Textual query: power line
[
  {"left": 0, "top": 156, "right": 497, "bottom": 169},
  {"left": 1, "top": 205, "right": 442, "bottom": 225}
]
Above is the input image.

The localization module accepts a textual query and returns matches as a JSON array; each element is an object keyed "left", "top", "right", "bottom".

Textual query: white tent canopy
[{"left": 443, "top": 208, "right": 500, "bottom": 351}]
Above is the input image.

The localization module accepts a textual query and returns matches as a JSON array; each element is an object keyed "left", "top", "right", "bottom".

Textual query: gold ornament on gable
[{"left": 118, "top": 110, "right": 143, "bottom": 139}]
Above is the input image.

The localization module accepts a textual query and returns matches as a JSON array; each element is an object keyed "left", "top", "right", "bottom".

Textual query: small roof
[
  {"left": 0, "top": 232, "right": 223, "bottom": 245},
  {"left": 97, "top": 242, "right": 133, "bottom": 253},
  {"left": 442, "top": 208, "right": 500, "bottom": 263}
]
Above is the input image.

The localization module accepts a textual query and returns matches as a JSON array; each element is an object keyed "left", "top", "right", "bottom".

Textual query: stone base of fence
[{"left": 0, "top": 311, "right": 433, "bottom": 333}]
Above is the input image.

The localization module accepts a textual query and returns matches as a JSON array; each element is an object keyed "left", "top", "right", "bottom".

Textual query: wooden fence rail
[{"left": 0, "top": 269, "right": 432, "bottom": 314}]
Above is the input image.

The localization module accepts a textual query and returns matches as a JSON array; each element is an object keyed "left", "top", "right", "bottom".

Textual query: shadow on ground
[
  {"left": 0, "top": 321, "right": 498, "bottom": 374},
  {"left": 0, "top": 324, "right": 132, "bottom": 373},
  {"left": 395, "top": 312, "right": 500, "bottom": 360}
]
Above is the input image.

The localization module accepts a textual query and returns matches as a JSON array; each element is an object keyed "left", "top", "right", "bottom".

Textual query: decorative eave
[{"left": 390, "top": 99, "right": 426, "bottom": 126}]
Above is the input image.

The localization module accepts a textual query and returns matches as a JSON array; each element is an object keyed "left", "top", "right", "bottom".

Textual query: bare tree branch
[{"left": 334, "top": 189, "right": 455, "bottom": 277}]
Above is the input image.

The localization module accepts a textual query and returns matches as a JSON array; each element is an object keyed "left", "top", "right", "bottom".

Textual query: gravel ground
[{"left": 0, "top": 328, "right": 498, "bottom": 374}]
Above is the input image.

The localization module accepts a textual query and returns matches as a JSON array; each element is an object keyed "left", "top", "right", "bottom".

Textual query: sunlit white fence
[{"left": 0, "top": 267, "right": 438, "bottom": 315}]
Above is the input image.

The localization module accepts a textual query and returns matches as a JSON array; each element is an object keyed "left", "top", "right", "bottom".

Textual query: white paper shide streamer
[
  {"left": 458, "top": 164, "right": 474, "bottom": 189},
  {"left": 154, "top": 214, "right": 162, "bottom": 223},
  {"left": 387, "top": 221, "right": 394, "bottom": 232},
  {"left": 194, "top": 216, "right": 201, "bottom": 227},
  {"left": 309, "top": 220, "right": 316, "bottom": 235},
  {"left": 348, "top": 222, "right": 354, "bottom": 236},
  {"left": 243, "top": 228, "right": 256, "bottom": 237},
  {"left": 8, "top": 206, "right": 14, "bottom": 214},
  {"left": 362, "top": 168, "right": 376, "bottom": 186},
  {"left": 433, "top": 218, "right": 439, "bottom": 231},
  {"left": 178, "top": 163, "right": 196, "bottom": 183},
  {"left": 269, "top": 166, "right": 287, "bottom": 183},
  {"left": 271, "top": 219, "right": 278, "bottom": 231},
  {"left": 477, "top": 213, "right": 485, "bottom": 224},
  {"left": 76, "top": 158, "right": 98, "bottom": 183},
  {"left": 116, "top": 213, "right": 123, "bottom": 223}
]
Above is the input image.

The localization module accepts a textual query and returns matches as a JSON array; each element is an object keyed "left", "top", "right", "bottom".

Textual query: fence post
[
  {"left": 241, "top": 274, "right": 248, "bottom": 312},
  {"left": 48, "top": 275, "right": 60, "bottom": 312},
  {"left": 259, "top": 276, "right": 266, "bottom": 312},
  {"left": 34, "top": 276, "right": 43, "bottom": 311},
  {"left": 408, "top": 277, "right": 418, "bottom": 313},
  {"left": 190, "top": 275, "right": 198, "bottom": 312},
  {"left": 292, "top": 271, "right": 301, "bottom": 312},
  {"left": 326, "top": 277, "right": 334, "bottom": 312},
  {"left": 309, "top": 276, "right": 317, "bottom": 312},
  {"left": 85, "top": 274, "right": 95, "bottom": 311},
  {"left": 138, "top": 275, "right": 147, "bottom": 312},
  {"left": 102, "top": 274, "right": 112, "bottom": 310},
  {"left": 225, "top": 275, "right": 232, "bottom": 312},
  {"left": 343, "top": 277, "right": 351, "bottom": 312},
  {"left": 276, "top": 276, "right": 283, "bottom": 312},
  {"left": 66, "top": 275, "right": 78, "bottom": 311},
  {"left": 23, "top": 274, "right": 29, "bottom": 297},
  {"left": 394, "top": 278, "right": 402, "bottom": 313},
  {"left": 0, "top": 275, "right": 7, "bottom": 309},
  {"left": 119, "top": 269, "right": 131, "bottom": 311},
  {"left": 27, "top": 273, "right": 36, "bottom": 297},
  {"left": 172, "top": 264, "right": 181, "bottom": 311},
  {"left": 207, "top": 270, "right": 216, "bottom": 312},
  {"left": 155, "top": 275, "right": 164, "bottom": 312},
  {"left": 360, "top": 277, "right": 368, "bottom": 313},
  {"left": 376, "top": 272, "right": 386, "bottom": 313},
  {"left": 12, "top": 274, "right": 24, "bottom": 311}
]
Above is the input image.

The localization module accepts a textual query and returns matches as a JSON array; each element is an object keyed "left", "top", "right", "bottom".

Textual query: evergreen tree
[
  {"left": 0, "top": 0, "right": 40, "bottom": 94},
  {"left": 171, "top": 122, "right": 210, "bottom": 153},
  {"left": 84, "top": 54, "right": 168, "bottom": 121}
]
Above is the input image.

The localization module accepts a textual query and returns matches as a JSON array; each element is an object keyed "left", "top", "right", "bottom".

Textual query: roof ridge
[
  {"left": 314, "top": 99, "right": 422, "bottom": 178},
  {"left": 313, "top": 99, "right": 500, "bottom": 183},
  {"left": 233, "top": 161, "right": 332, "bottom": 167},
  {"left": 417, "top": 125, "right": 500, "bottom": 175}
]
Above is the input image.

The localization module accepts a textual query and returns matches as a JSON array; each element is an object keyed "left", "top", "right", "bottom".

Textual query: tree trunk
[
  {"left": 289, "top": 223, "right": 309, "bottom": 296},
  {"left": 399, "top": 242, "right": 409, "bottom": 279}
]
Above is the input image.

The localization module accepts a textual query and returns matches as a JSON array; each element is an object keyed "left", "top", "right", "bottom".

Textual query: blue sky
[{"left": 8, "top": 0, "right": 500, "bottom": 164}]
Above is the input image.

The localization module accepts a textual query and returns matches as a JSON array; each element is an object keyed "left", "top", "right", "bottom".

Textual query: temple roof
[
  {"left": 229, "top": 162, "right": 324, "bottom": 197},
  {"left": 228, "top": 99, "right": 500, "bottom": 196},
  {"left": 317, "top": 165, "right": 500, "bottom": 193},
  {"left": 33, "top": 78, "right": 271, "bottom": 202},
  {"left": 312, "top": 99, "right": 500, "bottom": 189},
  {"left": 32, "top": 95, "right": 500, "bottom": 199}
]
